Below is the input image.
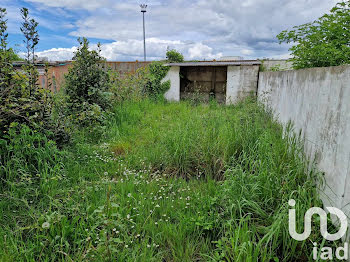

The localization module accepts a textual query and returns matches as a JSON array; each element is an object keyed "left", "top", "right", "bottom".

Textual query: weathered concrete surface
[
  {"left": 105, "top": 61, "right": 151, "bottom": 76},
  {"left": 258, "top": 65, "right": 350, "bottom": 217},
  {"left": 30, "top": 61, "right": 151, "bottom": 92},
  {"left": 163, "top": 66, "right": 180, "bottom": 101},
  {"left": 261, "top": 59, "right": 293, "bottom": 71},
  {"left": 226, "top": 65, "right": 259, "bottom": 104}
]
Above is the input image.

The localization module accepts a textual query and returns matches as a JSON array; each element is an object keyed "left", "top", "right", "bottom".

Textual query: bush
[
  {"left": 111, "top": 61, "right": 170, "bottom": 101},
  {"left": 0, "top": 47, "right": 22, "bottom": 61},
  {"left": 277, "top": 0, "right": 350, "bottom": 69},
  {"left": 0, "top": 8, "right": 67, "bottom": 146},
  {"left": 166, "top": 49, "right": 184, "bottom": 63},
  {"left": 64, "top": 38, "right": 111, "bottom": 125},
  {"left": 144, "top": 61, "right": 170, "bottom": 97},
  {"left": 110, "top": 67, "right": 149, "bottom": 102},
  {"left": 0, "top": 80, "right": 69, "bottom": 143}
]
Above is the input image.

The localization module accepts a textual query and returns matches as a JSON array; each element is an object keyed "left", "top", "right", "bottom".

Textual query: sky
[{"left": 2, "top": 0, "right": 337, "bottom": 61}]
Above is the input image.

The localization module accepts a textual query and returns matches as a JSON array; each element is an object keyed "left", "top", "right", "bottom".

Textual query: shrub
[
  {"left": 110, "top": 67, "right": 148, "bottom": 102},
  {"left": 0, "top": 47, "right": 22, "bottom": 61},
  {"left": 64, "top": 38, "right": 111, "bottom": 125},
  {"left": 0, "top": 79, "right": 57, "bottom": 137},
  {"left": 166, "top": 48, "right": 184, "bottom": 63},
  {"left": 111, "top": 61, "right": 170, "bottom": 101},
  {"left": 0, "top": 8, "right": 66, "bottom": 145},
  {"left": 277, "top": 0, "right": 350, "bottom": 69},
  {"left": 144, "top": 61, "right": 170, "bottom": 97}
]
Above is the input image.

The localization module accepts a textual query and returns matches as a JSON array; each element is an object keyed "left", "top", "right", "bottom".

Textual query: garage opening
[{"left": 180, "top": 66, "right": 227, "bottom": 103}]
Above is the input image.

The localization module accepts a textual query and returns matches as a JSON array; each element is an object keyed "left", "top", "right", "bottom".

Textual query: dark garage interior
[{"left": 180, "top": 66, "right": 227, "bottom": 103}]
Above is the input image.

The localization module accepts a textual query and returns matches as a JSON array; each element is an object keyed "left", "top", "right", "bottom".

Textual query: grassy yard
[{"left": 0, "top": 99, "right": 336, "bottom": 261}]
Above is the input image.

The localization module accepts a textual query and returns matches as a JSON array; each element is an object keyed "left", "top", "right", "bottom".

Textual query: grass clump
[{"left": 0, "top": 98, "right": 339, "bottom": 261}]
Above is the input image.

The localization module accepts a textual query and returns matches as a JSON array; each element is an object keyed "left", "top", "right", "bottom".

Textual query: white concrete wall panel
[
  {"left": 226, "top": 65, "right": 259, "bottom": 104},
  {"left": 162, "top": 66, "right": 180, "bottom": 101},
  {"left": 258, "top": 65, "right": 350, "bottom": 217}
]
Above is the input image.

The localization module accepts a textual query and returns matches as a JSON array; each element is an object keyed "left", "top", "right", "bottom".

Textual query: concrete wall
[
  {"left": 226, "top": 65, "right": 260, "bottom": 104},
  {"left": 33, "top": 61, "right": 151, "bottom": 92},
  {"left": 163, "top": 65, "right": 259, "bottom": 104},
  {"left": 162, "top": 66, "right": 180, "bottom": 101},
  {"left": 105, "top": 61, "right": 151, "bottom": 76},
  {"left": 261, "top": 59, "right": 293, "bottom": 71},
  {"left": 258, "top": 65, "right": 350, "bottom": 217}
]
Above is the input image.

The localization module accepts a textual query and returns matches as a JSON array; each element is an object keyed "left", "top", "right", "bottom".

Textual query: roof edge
[{"left": 164, "top": 60, "right": 261, "bottom": 66}]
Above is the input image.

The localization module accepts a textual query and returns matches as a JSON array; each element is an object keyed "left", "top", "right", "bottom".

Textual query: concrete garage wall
[
  {"left": 162, "top": 66, "right": 180, "bottom": 101},
  {"left": 258, "top": 65, "right": 350, "bottom": 217},
  {"left": 226, "top": 65, "right": 260, "bottom": 104},
  {"left": 261, "top": 59, "right": 293, "bottom": 71}
]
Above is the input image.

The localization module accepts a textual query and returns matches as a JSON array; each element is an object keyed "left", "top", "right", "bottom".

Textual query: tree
[
  {"left": 0, "top": 7, "right": 64, "bottom": 144},
  {"left": 1, "top": 48, "right": 23, "bottom": 61},
  {"left": 166, "top": 48, "right": 184, "bottom": 63},
  {"left": 64, "top": 38, "right": 111, "bottom": 125},
  {"left": 277, "top": 1, "right": 350, "bottom": 69},
  {"left": 0, "top": 7, "right": 12, "bottom": 89},
  {"left": 20, "top": 7, "right": 39, "bottom": 94},
  {"left": 0, "top": 8, "right": 23, "bottom": 89}
]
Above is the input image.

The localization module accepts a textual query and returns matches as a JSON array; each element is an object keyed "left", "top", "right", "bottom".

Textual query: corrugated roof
[
  {"left": 12, "top": 61, "right": 71, "bottom": 67},
  {"left": 165, "top": 60, "right": 261, "bottom": 67}
]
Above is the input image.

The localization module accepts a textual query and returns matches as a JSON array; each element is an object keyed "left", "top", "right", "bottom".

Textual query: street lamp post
[{"left": 140, "top": 4, "right": 147, "bottom": 62}]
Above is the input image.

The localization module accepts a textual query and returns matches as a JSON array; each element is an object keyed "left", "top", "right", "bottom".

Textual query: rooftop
[
  {"left": 165, "top": 60, "right": 261, "bottom": 67},
  {"left": 12, "top": 61, "right": 71, "bottom": 67}
]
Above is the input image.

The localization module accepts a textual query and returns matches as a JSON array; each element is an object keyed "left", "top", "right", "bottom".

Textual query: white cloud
[
  {"left": 35, "top": 38, "right": 222, "bottom": 61},
  {"left": 35, "top": 47, "right": 77, "bottom": 61},
  {"left": 188, "top": 43, "right": 222, "bottom": 60},
  {"left": 64, "top": 0, "right": 336, "bottom": 58},
  {"left": 9, "top": 0, "right": 339, "bottom": 59},
  {"left": 26, "top": 0, "right": 113, "bottom": 11},
  {"left": 270, "top": 52, "right": 292, "bottom": 60},
  {"left": 241, "top": 49, "right": 253, "bottom": 56}
]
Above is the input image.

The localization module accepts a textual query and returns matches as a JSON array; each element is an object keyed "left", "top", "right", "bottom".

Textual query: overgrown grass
[{"left": 0, "top": 98, "right": 340, "bottom": 261}]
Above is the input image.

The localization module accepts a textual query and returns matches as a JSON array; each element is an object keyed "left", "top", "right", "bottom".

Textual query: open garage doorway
[{"left": 180, "top": 66, "right": 227, "bottom": 103}]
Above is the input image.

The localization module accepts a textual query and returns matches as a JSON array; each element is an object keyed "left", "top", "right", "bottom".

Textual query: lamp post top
[{"left": 140, "top": 4, "right": 147, "bottom": 12}]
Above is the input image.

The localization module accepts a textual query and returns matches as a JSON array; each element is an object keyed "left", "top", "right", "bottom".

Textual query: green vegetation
[
  {"left": 277, "top": 0, "right": 350, "bottom": 69},
  {"left": 166, "top": 48, "right": 184, "bottom": 63},
  {"left": 144, "top": 61, "right": 170, "bottom": 97},
  {"left": 111, "top": 60, "right": 170, "bottom": 103},
  {"left": 0, "top": 48, "right": 22, "bottom": 61},
  {"left": 21, "top": 7, "right": 40, "bottom": 94},
  {"left": 1, "top": 97, "right": 342, "bottom": 261},
  {"left": 0, "top": 7, "right": 61, "bottom": 144},
  {"left": 0, "top": 6, "right": 342, "bottom": 262},
  {"left": 63, "top": 38, "right": 111, "bottom": 128}
]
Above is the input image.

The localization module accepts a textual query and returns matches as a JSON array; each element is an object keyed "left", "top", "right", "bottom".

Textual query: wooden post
[{"left": 211, "top": 67, "right": 216, "bottom": 99}]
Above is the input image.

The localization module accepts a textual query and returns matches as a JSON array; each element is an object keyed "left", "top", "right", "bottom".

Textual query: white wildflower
[{"left": 42, "top": 222, "right": 50, "bottom": 229}]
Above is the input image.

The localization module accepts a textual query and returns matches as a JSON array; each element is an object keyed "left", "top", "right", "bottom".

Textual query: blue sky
[
  {"left": 5, "top": 0, "right": 114, "bottom": 50},
  {"left": 2, "top": 0, "right": 337, "bottom": 61}
]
